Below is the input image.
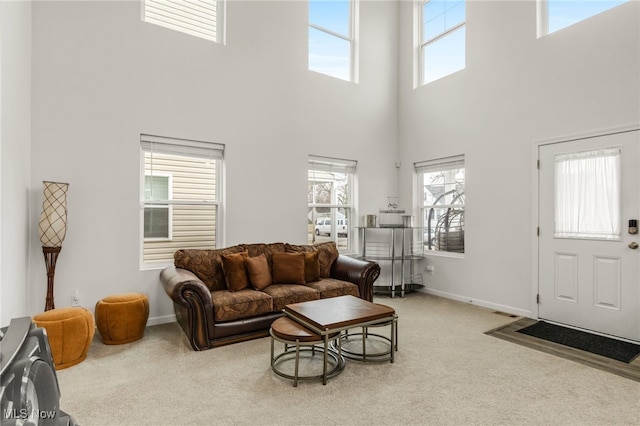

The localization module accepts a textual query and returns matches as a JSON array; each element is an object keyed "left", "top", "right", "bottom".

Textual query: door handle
[{"left": 629, "top": 242, "right": 639, "bottom": 249}]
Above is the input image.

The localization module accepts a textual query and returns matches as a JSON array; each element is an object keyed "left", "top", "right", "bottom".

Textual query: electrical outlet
[{"left": 72, "top": 290, "right": 82, "bottom": 307}]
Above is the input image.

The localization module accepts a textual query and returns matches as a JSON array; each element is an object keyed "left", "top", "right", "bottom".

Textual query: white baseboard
[
  {"left": 147, "top": 314, "right": 176, "bottom": 326},
  {"left": 419, "top": 287, "right": 533, "bottom": 318}
]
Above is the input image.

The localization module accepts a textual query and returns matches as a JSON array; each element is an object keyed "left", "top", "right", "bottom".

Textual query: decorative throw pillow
[
  {"left": 221, "top": 251, "right": 249, "bottom": 292},
  {"left": 174, "top": 245, "right": 245, "bottom": 291},
  {"left": 246, "top": 254, "right": 273, "bottom": 290},
  {"left": 312, "top": 242, "right": 339, "bottom": 278},
  {"left": 271, "top": 252, "right": 306, "bottom": 285},
  {"left": 303, "top": 251, "right": 320, "bottom": 283}
]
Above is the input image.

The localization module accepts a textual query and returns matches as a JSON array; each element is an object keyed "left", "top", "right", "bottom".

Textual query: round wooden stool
[
  {"left": 270, "top": 316, "right": 344, "bottom": 387},
  {"left": 95, "top": 293, "right": 149, "bottom": 345},
  {"left": 33, "top": 307, "right": 94, "bottom": 369}
]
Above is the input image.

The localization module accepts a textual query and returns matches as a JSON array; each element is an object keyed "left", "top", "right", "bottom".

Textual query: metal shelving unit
[{"left": 357, "top": 227, "right": 424, "bottom": 298}]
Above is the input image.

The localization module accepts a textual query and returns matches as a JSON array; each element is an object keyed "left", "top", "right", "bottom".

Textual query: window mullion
[
  {"left": 309, "top": 23, "right": 352, "bottom": 42},
  {"left": 421, "top": 21, "right": 465, "bottom": 49}
]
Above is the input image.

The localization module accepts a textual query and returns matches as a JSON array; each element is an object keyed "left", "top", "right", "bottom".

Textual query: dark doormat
[
  {"left": 517, "top": 321, "right": 640, "bottom": 363},
  {"left": 486, "top": 318, "right": 640, "bottom": 382}
]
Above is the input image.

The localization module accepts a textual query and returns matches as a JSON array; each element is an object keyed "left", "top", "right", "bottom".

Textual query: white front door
[{"left": 538, "top": 129, "right": 640, "bottom": 342}]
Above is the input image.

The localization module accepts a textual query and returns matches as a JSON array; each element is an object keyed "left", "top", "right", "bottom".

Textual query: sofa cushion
[
  {"left": 210, "top": 289, "right": 274, "bottom": 322},
  {"left": 305, "top": 278, "right": 359, "bottom": 299},
  {"left": 261, "top": 284, "right": 320, "bottom": 312},
  {"left": 285, "top": 241, "right": 339, "bottom": 278},
  {"left": 303, "top": 252, "right": 320, "bottom": 282},
  {"left": 221, "top": 251, "right": 249, "bottom": 292},
  {"left": 174, "top": 245, "right": 245, "bottom": 291},
  {"left": 272, "top": 253, "right": 306, "bottom": 285},
  {"left": 245, "top": 254, "right": 273, "bottom": 290},
  {"left": 241, "top": 243, "right": 285, "bottom": 269}
]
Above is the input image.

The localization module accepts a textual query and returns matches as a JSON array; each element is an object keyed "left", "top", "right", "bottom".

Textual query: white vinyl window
[
  {"left": 538, "top": 0, "right": 629, "bottom": 36},
  {"left": 144, "top": 173, "right": 172, "bottom": 240},
  {"left": 308, "top": 0, "right": 357, "bottom": 82},
  {"left": 419, "top": 0, "right": 466, "bottom": 85},
  {"left": 308, "top": 155, "right": 357, "bottom": 252},
  {"left": 143, "top": 0, "right": 225, "bottom": 44},
  {"left": 141, "top": 134, "right": 224, "bottom": 266},
  {"left": 554, "top": 148, "right": 621, "bottom": 240},
  {"left": 416, "top": 155, "right": 465, "bottom": 254}
]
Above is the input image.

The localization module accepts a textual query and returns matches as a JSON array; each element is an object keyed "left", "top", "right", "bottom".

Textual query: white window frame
[
  {"left": 308, "top": 155, "right": 357, "bottom": 253},
  {"left": 308, "top": 0, "right": 359, "bottom": 83},
  {"left": 537, "top": 0, "right": 629, "bottom": 37},
  {"left": 142, "top": 0, "right": 226, "bottom": 44},
  {"left": 417, "top": 0, "right": 466, "bottom": 86},
  {"left": 140, "top": 134, "right": 224, "bottom": 269},
  {"left": 144, "top": 172, "right": 173, "bottom": 242},
  {"left": 415, "top": 155, "right": 465, "bottom": 257}
]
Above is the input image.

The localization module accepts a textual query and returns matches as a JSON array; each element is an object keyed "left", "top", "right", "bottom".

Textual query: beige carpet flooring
[{"left": 56, "top": 293, "right": 640, "bottom": 425}]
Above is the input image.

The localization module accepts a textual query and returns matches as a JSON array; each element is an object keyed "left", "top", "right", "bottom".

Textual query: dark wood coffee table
[{"left": 284, "top": 295, "right": 398, "bottom": 384}]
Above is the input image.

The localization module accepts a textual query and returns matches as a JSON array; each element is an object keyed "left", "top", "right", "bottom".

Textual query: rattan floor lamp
[{"left": 38, "top": 181, "right": 69, "bottom": 311}]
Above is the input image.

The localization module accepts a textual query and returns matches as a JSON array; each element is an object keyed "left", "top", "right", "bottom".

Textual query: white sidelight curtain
[{"left": 554, "top": 147, "right": 621, "bottom": 240}]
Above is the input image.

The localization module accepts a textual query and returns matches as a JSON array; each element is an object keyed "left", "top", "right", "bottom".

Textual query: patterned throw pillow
[{"left": 285, "top": 241, "right": 338, "bottom": 278}]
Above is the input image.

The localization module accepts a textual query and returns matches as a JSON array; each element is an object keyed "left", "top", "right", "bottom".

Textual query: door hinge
[
  {"left": 537, "top": 159, "right": 540, "bottom": 170},
  {"left": 537, "top": 227, "right": 540, "bottom": 236},
  {"left": 536, "top": 294, "right": 540, "bottom": 304}
]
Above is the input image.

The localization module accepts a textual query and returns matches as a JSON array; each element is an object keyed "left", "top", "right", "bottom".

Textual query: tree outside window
[{"left": 308, "top": 156, "right": 356, "bottom": 252}]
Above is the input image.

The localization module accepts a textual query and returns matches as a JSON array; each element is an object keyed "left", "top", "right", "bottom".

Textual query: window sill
[
  {"left": 140, "top": 260, "right": 173, "bottom": 271},
  {"left": 423, "top": 251, "right": 465, "bottom": 260}
]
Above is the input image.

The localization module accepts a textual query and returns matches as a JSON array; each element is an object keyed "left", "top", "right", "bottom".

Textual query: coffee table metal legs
[
  {"left": 338, "top": 315, "right": 398, "bottom": 363},
  {"left": 270, "top": 329, "right": 344, "bottom": 387}
]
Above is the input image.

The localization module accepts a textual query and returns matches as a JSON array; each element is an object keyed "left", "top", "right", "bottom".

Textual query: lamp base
[{"left": 43, "top": 246, "right": 62, "bottom": 311}]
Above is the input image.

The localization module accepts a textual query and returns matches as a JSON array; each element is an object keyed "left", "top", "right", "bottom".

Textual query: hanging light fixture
[{"left": 38, "top": 181, "right": 69, "bottom": 311}]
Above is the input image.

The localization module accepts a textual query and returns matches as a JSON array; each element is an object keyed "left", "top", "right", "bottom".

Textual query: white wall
[
  {"left": 1, "top": 1, "right": 32, "bottom": 326},
  {"left": 9, "top": 0, "right": 636, "bottom": 326},
  {"left": 397, "top": 1, "right": 640, "bottom": 316},
  {"left": 28, "top": 1, "right": 399, "bottom": 323}
]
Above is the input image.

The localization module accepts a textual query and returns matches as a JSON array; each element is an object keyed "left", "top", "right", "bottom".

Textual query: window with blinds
[
  {"left": 308, "top": 155, "right": 357, "bottom": 252},
  {"left": 415, "top": 155, "right": 465, "bottom": 254},
  {"left": 143, "top": 0, "right": 224, "bottom": 44},
  {"left": 141, "top": 134, "right": 224, "bottom": 266}
]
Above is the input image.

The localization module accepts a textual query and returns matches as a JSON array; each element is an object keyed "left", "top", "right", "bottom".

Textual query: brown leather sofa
[{"left": 160, "top": 242, "right": 380, "bottom": 351}]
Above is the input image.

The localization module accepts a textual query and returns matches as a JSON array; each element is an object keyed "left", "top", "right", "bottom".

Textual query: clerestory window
[
  {"left": 538, "top": 0, "right": 629, "bottom": 36},
  {"left": 308, "top": 0, "right": 357, "bottom": 82},
  {"left": 143, "top": 0, "right": 225, "bottom": 44},
  {"left": 418, "top": 0, "right": 466, "bottom": 85}
]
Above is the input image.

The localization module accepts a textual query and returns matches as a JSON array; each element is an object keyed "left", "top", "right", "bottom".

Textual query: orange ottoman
[
  {"left": 95, "top": 293, "right": 149, "bottom": 345},
  {"left": 33, "top": 307, "right": 95, "bottom": 370}
]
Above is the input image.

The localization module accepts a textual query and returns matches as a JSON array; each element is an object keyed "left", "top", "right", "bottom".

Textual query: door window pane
[{"left": 554, "top": 148, "right": 621, "bottom": 239}]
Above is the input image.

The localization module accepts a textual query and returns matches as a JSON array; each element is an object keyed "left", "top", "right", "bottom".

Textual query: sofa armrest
[
  {"left": 160, "top": 266, "right": 214, "bottom": 350},
  {"left": 331, "top": 255, "right": 380, "bottom": 302}
]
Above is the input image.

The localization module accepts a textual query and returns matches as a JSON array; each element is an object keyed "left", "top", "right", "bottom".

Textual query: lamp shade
[{"left": 38, "top": 181, "right": 69, "bottom": 247}]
